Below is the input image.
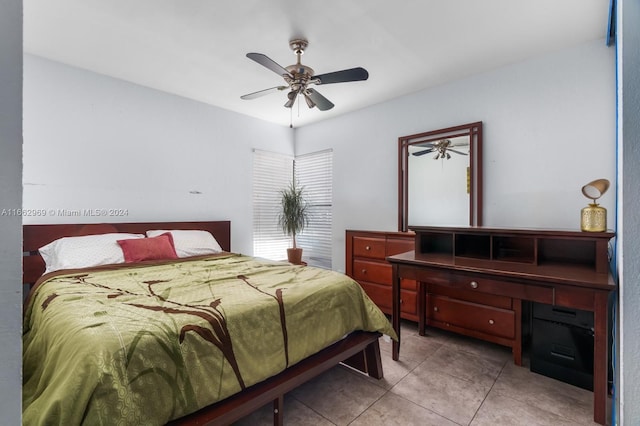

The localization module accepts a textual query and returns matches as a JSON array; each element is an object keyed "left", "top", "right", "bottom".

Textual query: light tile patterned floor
[{"left": 233, "top": 321, "right": 606, "bottom": 426}]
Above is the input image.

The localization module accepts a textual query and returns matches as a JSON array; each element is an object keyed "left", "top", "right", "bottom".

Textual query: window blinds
[
  {"left": 252, "top": 149, "right": 333, "bottom": 269},
  {"left": 252, "top": 150, "right": 293, "bottom": 261},
  {"left": 295, "top": 149, "right": 333, "bottom": 269}
]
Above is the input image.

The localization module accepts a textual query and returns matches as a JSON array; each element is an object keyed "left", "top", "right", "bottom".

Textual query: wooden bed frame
[{"left": 23, "top": 220, "right": 384, "bottom": 426}]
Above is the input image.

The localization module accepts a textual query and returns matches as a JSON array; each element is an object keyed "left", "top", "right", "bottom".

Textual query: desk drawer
[
  {"left": 423, "top": 269, "right": 554, "bottom": 304},
  {"left": 353, "top": 237, "right": 386, "bottom": 260},
  {"left": 533, "top": 303, "right": 593, "bottom": 329},
  {"left": 429, "top": 283, "right": 512, "bottom": 310},
  {"left": 427, "top": 295, "right": 515, "bottom": 339}
]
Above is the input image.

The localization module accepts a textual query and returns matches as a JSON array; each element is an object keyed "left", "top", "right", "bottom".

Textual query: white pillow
[
  {"left": 145, "top": 230, "right": 223, "bottom": 258},
  {"left": 39, "top": 233, "right": 145, "bottom": 274}
]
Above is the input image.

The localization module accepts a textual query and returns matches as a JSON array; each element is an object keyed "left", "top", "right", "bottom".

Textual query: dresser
[
  {"left": 387, "top": 226, "right": 615, "bottom": 425},
  {"left": 345, "top": 230, "right": 417, "bottom": 321}
]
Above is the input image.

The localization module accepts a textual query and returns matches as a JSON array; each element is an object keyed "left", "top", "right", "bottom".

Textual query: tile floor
[{"left": 233, "top": 321, "right": 608, "bottom": 426}]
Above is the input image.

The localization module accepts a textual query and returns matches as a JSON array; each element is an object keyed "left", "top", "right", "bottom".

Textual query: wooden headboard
[{"left": 23, "top": 221, "right": 231, "bottom": 286}]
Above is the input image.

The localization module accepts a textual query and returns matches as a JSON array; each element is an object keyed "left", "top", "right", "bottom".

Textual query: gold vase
[{"left": 581, "top": 203, "right": 607, "bottom": 232}]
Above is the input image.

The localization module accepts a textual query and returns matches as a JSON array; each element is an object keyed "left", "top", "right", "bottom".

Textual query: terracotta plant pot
[{"left": 287, "top": 248, "right": 303, "bottom": 265}]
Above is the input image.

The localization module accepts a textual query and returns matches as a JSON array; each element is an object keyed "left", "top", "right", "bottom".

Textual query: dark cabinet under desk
[{"left": 530, "top": 302, "right": 594, "bottom": 391}]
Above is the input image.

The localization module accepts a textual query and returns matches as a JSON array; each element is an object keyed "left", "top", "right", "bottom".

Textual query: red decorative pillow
[{"left": 117, "top": 232, "right": 178, "bottom": 263}]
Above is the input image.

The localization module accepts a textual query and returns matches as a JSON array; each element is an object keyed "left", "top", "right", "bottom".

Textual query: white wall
[
  {"left": 618, "top": 0, "right": 640, "bottom": 423},
  {"left": 295, "top": 39, "right": 616, "bottom": 273},
  {"left": 23, "top": 55, "right": 294, "bottom": 254},
  {"left": 0, "top": 0, "right": 23, "bottom": 423}
]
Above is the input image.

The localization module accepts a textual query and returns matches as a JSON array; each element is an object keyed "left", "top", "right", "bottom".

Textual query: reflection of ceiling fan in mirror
[
  {"left": 241, "top": 39, "right": 369, "bottom": 112},
  {"left": 412, "top": 139, "right": 469, "bottom": 160}
]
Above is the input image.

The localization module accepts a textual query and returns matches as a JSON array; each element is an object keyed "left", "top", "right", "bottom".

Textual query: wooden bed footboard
[{"left": 169, "top": 331, "right": 382, "bottom": 426}]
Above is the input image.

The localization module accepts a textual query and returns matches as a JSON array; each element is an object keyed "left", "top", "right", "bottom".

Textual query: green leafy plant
[{"left": 278, "top": 180, "right": 309, "bottom": 249}]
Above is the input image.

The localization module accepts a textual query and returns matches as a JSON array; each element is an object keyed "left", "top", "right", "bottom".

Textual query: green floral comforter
[{"left": 23, "top": 253, "right": 394, "bottom": 425}]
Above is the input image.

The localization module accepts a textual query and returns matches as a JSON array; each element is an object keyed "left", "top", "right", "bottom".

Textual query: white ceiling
[{"left": 24, "top": 0, "right": 610, "bottom": 128}]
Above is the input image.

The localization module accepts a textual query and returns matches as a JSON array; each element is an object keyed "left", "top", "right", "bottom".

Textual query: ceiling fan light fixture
[
  {"left": 284, "top": 90, "right": 297, "bottom": 108},
  {"left": 303, "top": 92, "right": 316, "bottom": 108}
]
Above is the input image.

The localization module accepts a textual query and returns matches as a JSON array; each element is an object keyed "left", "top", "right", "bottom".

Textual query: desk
[{"left": 387, "top": 226, "right": 615, "bottom": 425}]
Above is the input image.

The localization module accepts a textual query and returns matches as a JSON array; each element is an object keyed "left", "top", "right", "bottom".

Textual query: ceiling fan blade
[
  {"left": 240, "top": 86, "right": 288, "bottom": 100},
  {"left": 246, "top": 53, "right": 293, "bottom": 78},
  {"left": 412, "top": 148, "right": 435, "bottom": 156},
  {"left": 448, "top": 149, "right": 469, "bottom": 156},
  {"left": 313, "top": 67, "right": 369, "bottom": 85},
  {"left": 305, "top": 88, "right": 334, "bottom": 111},
  {"left": 415, "top": 142, "right": 435, "bottom": 148}
]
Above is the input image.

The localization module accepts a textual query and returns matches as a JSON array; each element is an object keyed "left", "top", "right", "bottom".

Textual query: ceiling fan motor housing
[
  {"left": 286, "top": 39, "right": 315, "bottom": 86},
  {"left": 285, "top": 64, "right": 314, "bottom": 81}
]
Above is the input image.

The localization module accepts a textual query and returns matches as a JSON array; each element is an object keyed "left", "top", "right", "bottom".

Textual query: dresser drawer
[
  {"left": 400, "top": 288, "right": 417, "bottom": 315},
  {"left": 353, "top": 260, "right": 417, "bottom": 290},
  {"left": 400, "top": 278, "right": 417, "bottom": 291},
  {"left": 359, "top": 282, "right": 391, "bottom": 311},
  {"left": 427, "top": 295, "right": 515, "bottom": 339},
  {"left": 353, "top": 237, "right": 386, "bottom": 260},
  {"left": 387, "top": 238, "right": 414, "bottom": 256},
  {"left": 358, "top": 282, "right": 417, "bottom": 316},
  {"left": 422, "top": 268, "right": 553, "bottom": 304},
  {"left": 353, "top": 259, "right": 390, "bottom": 284}
]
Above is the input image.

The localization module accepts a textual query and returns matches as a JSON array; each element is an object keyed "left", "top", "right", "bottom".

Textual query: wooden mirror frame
[{"left": 398, "top": 122, "right": 483, "bottom": 231}]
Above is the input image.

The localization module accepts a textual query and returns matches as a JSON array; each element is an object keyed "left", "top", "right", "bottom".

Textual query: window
[
  {"left": 252, "top": 149, "right": 333, "bottom": 269},
  {"left": 252, "top": 150, "right": 293, "bottom": 261},
  {"left": 294, "top": 150, "right": 333, "bottom": 269}
]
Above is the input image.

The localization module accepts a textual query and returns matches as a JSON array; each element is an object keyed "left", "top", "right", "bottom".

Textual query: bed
[{"left": 22, "top": 221, "right": 395, "bottom": 425}]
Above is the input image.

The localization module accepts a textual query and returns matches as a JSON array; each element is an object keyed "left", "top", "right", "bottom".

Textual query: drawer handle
[
  {"left": 365, "top": 245, "right": 371, "bottom": 251},
  {"left": 361, "top": 269, "right": 367, "bottom": 274},
  {"left": 488, "top": 319, "right": 494, "bottom": 325},
  {"left": 550, "top": 351, "right": 575, "bottom": 361},
  {"left": 470, "top": 281, "right": 478, "bottom": 289},
  {"left": 433, "top": 306, "right": 439, "bottom": 312}
]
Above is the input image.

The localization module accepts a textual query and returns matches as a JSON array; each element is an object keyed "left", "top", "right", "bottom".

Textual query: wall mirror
[{"left": 398, "top": 122, "right": 483, "bottom": 231}]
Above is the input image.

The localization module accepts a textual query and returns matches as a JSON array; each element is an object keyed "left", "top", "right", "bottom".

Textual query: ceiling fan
[
  {"left": 412, "top": 139, "right": 469, "bottom": 160},
  {"left": 240, "top": 39, "right": 369, "bottom": 111}
]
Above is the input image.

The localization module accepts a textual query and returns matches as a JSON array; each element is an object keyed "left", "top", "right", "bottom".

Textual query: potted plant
[{"left": 278, "top": 180, "right": 309, "bottom": 264}]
